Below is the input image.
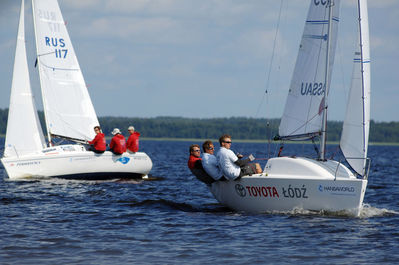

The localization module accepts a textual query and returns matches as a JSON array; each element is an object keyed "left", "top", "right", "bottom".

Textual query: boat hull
[
  {"left": 209, "top": 157, "right": 368, "bottom": 215},
  {"left": 1, "top": 145, "right": 152, "bottom": 180}
]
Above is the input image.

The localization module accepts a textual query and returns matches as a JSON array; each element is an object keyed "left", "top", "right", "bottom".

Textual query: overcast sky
[{"left": 0, "top": 0, "right": 398, "bottom": 121}]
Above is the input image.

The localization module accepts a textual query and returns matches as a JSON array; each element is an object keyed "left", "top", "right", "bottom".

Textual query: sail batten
[{"left": 32, "top": 0, "right": 99, "bottom": 142}]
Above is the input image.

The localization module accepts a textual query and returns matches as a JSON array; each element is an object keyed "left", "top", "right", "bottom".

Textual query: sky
[{"left": 0, "top": 0, "right": 398, "bottom": 121}]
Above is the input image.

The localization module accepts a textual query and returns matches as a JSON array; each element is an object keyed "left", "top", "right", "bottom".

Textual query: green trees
[{"left": 0, "top": 108, "right": 398, "bottom": 143}]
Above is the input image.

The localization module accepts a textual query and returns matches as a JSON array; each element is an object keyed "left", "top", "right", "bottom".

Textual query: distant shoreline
[
  {"left": 142, "top": 138, "right": 399, "bottom": 146},
  {"left": 0, "top": 135, "right": 397, "bottom": 146}
]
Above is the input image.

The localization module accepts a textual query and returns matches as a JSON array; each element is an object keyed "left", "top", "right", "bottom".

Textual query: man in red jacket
[
  {"left": 109, "top": 128, "right": 127, "bottom": 155},
  {"left": 126, "top": 126, "right": 140, "bottom": 153},
  {"left": 88, "top": 126, "right": 106, "bottom": 153},
  {"left": 187, "top": 144, "right": 201, "bottom": 169}
]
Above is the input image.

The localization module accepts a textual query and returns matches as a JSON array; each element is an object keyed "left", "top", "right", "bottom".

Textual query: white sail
[
  {"left": 279, "top": 0, "right": 340, "bottom": 139},
  {"left": 4, "top": 0, "right": 46, "bottom": 158},
  {"left": 32, "top": 0, "right": 99, "bottom": 141},
  {"left": 340, "top": 0, "right": 370, "bottom": 176}
]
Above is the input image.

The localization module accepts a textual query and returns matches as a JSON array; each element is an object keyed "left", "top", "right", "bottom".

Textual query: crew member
[
  {"left": 109, "top": 128, "right": 127, "bottom": 155},
  {"left": 188, "top": 144, "right": 202, "bottom": 169},
  {"left": 201, "top": 140, "right": 224, "bottom": 181},
  {"left": 216, "top": 134, "right": 256, "bottom": 180},
  {"left": 126, "top": 125, "right": 140, "bottom": 153},
  {"left": 88, "top": 126, "right": 106, "bottom": 153},
  {"left": 188, "top": 144, "right": 215, "bottom": 185}
]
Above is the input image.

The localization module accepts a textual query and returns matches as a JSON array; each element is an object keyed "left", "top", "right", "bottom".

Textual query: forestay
[
  {"left": 32, "top": 0, "right": 99, "bottom": 141},
  {"left": 4, "top": 0, "right": 46, "bottom": 157},
  {"left": 340, "top": 0, "right": 370, "bottom": 176},
  {"left": 279, "top": 0, "right": 341, "bottom": 139}
]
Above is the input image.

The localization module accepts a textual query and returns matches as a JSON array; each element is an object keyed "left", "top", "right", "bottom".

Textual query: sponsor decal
[
  {"left": 235, "top": 184, "right": 246, "bottom": 197},
  {"left": 16, "top": 161, "right": 40, "bottom": 167},
  {"left": 73, "top": 157, "right": 95, "bottom": 161},
  {"left": 133, "top": 156, "right": 147, "bottom": 160},
  {"left": 42, "top": 148, "right": 56, "bottom": 153},
  {"left": 117, "top": 157, "right": 130, "bottom": 164},
  {"left": 318, "top": 185, "right": 356, "bottom": 196},
  {"left": 282, "top": 185, "right": 308, "bottom": 199},
  {"left": 61, "top": 146, "right": 75, "bottom": 152},
  {"left": 245, "top": 186, "right": 279, "bottom": 198}
]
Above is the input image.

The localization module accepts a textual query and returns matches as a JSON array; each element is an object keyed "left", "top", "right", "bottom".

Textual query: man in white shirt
[
  {"left": 216, "top": 134, "right": 255, "bottom": 180},
  {"left": 201, "top": 140, "right": 224, "bottom": 181}
]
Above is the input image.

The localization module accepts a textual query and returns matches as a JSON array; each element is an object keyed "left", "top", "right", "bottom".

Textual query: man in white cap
[
  {"left": 109, "top": 128, "right": 126, "bottom": 155},
  {"left": 127, "top": 125, "right": 140, "bottom": 153}
]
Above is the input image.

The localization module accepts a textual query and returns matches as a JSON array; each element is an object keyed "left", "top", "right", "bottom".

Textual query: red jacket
[
  {"left": 110, "top": 134, "right": 127, "bottom": 154},
  {"left": 127, "top": 132, "right": 140, "bottom": 152},
  {"left": 188, "top": 155, "right": 201, "bottom": 169},
  {"left": 88, "top": 133, "right": 106, "bottom": 151}
]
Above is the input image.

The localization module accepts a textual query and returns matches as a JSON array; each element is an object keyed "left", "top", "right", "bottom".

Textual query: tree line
[{"left": 0, "top": 108, "right": 398, "bottom": 143}]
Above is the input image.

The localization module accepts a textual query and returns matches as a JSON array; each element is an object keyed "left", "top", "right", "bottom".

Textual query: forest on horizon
[{"left": 0, "top": 108, "right": 398, "bottom": 143}]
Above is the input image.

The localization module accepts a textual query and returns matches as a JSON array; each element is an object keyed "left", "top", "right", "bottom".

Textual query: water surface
[{"left": 1, "top": 140, "right": 398, "bottom": 264}]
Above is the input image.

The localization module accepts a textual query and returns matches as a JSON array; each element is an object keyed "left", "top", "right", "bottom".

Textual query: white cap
[
  {"left": 112, "top": 128, "right": 121, "bottom": 135},
  {"left": 128, "top": 126, "right": 135, "bottom": 131}
]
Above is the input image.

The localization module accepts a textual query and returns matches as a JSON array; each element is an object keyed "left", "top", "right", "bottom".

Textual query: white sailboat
[
  {"left": 210, "top": 0, "right": 370, "bottom": 215},
  {"left": 1, "top": 0, "right": 152, "bottom": 180}
]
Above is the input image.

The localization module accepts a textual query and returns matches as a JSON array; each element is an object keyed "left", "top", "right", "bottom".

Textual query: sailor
[
  {"left": 216, "top": 134, "right": 256, "bottom": 180},
  {"left": 88, "top": 126, "right": 106, "bottom": 153},
  {"left": 126, "top": 125, "right": 140, "bottom": 153},
  {"left": 187, "top": 144, "right": 215, "bottom": 185},
  {"left": 201, "top": 140, "right": 224, "bottom": 181},
  {"left": 109, "top": 128, "right": 127, "bottom": 155},
  {"left": 188, "top": 144, "right": 202, "bottom": 169}
]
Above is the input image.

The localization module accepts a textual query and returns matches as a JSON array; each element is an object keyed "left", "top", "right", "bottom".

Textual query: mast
[
  {"left": 358, "top": 0, "right": 367, "bottom": 175},
  {"left": 31, "top": 0, "right": 52, "bottom": 146},
  {"left": 319, "top": 0, "right": 334, "bottom": 161}
]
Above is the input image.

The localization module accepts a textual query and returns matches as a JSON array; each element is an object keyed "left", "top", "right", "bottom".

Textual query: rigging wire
[
  {"left": 255, "top": 0, "right": 284, "bottom": 119},
  {"left": 253, "top": 0, "right": 284, "bottom": 159}
]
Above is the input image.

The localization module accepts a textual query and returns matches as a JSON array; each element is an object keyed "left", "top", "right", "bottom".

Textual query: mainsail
[
  {"left": 4, "top": 0, "right": 46, "bottom": 157},
  {"left": 340, "top": 0, "right": 370, "bottom": 176},
  {"left": 32, "top": 0, "right": 99, "bottom": 142},
  {"left": 279, "top": 0, "right": 341, "bottom": 139}
]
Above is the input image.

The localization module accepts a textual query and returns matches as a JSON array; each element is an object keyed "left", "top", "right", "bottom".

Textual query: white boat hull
[
  {"left": 1, "top": 144, "right": 152, "bottom": 180},
  {"left": 210, "top": 157, "right": 367, "bottom": 215}
]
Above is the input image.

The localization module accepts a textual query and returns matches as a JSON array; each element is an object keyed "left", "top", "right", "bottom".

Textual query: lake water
[{"left": 1, "top": 139, "right": 399, "bottom": 264}]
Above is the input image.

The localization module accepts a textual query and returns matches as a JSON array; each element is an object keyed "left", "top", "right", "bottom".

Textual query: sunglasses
[
  {"left": 223, "top": 141, "right": 232, "bottom": 144},
  {"left": 207, "top": 147, "right": 214, "bottom": 150},
  {"left": 192, "top": 150, "right": 200, "bottom": 152}
]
